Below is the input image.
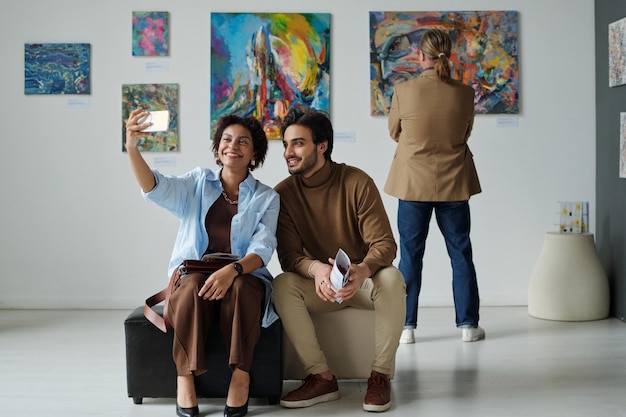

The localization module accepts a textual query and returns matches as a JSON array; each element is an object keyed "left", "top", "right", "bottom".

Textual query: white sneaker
[
  {"left": 400, "top": 328, "right": 415, "bottom": 344},
  {"left": 462, "top": 326, "right": 485, "bottom": 342}
]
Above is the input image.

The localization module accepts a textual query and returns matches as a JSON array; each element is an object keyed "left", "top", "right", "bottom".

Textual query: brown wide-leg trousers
[{"left": 167, "top": 272, "right": 264, "bottom": 376}]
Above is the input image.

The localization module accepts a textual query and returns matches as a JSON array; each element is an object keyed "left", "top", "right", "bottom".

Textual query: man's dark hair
[{"left": 280, "top": 106, "right": 333, "bottom": 161}]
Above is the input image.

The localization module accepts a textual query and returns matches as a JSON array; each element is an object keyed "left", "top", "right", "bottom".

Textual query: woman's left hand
[{"left": 198, "top": 266, "right": 237, "bottom": 300}]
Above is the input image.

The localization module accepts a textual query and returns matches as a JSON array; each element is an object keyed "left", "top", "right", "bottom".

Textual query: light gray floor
[{"left": 1, "top": 307, "right": 625, "bottom": 417}]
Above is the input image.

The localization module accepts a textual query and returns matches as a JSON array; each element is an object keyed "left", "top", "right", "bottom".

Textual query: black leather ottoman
[{"left": 124, "top": 306, "right": 282, "bottom": 405}]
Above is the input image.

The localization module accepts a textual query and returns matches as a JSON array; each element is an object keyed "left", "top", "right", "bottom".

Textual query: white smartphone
[{"left": 138, "top": 110, "right": 170, "bottom": 132}]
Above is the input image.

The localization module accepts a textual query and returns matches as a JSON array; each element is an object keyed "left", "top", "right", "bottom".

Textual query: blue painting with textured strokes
[{"left": 24, "top": 43, "right": 91, "bottom": 95}]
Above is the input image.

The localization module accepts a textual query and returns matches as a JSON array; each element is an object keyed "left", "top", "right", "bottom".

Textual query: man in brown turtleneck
[{"left": 271, "top": 107, "right": 406, "bottom": 413}]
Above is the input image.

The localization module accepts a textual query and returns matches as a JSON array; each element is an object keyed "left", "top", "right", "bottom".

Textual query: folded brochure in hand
[{"left": 330, "top": 248, "right": 350, "bottom": 303}]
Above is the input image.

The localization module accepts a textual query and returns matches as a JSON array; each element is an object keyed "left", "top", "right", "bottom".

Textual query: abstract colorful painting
[
  {"left": 619, "top": 113, "right": 626, "bottom": 178},
  {"left": 24, "top": 43, "right": 91, "bottom": 95},
  {"left": 132, "top": 11, "right": 169, "bottom": 56},
  {"left": 369, "top": 11, "right": 519, "bottom": 116},
  {"left": 609, "top": 17, "right": 626, "bottom": 87},
  {"left": 121, "top": 83, "right": 179, "bottom": 152},
  {"left": 211, "top": 13, "right": 330, "bottom": 139}
]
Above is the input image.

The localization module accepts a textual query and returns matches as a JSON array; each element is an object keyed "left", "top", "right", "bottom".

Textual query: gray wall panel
[{"left": 595, "top": 0, "right": 626, "bottom": 321}]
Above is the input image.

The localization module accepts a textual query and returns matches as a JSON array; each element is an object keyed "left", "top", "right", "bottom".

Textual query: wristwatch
[{"left": 233, "top": 262, "right": 244, "bottom": 276}]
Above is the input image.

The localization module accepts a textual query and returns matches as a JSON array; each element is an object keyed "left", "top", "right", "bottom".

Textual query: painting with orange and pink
[
  {"left": 211, "top": 13, "right": 330, "bottom": 140},
  {"left": 132, "top": 11, "right": 169, "bottom": 56},
  {"left": 369, "top": 11, "right": 519, "bottom": 116}
]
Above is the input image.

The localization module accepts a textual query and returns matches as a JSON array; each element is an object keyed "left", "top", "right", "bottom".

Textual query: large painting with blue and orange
[
  {"left": 210, "top": 13, "right": 330, "bottom": 140},
  {"left": 370, "top": 11, "right": 519, "bottom": 116}
]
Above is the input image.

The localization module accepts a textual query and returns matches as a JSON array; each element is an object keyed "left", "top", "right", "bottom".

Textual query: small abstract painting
[
  {"left": 609, "top": 17, "right": 626, "bottom": 87},
  {"left": 24, "top": 43, "right": 91, "bottom": 95},
  {"left": 122, "top": 83, "right": 179, "bottom": 152},
  {"left": 369, "top": 11, "right": 519, "bottom": 116},
  {"left": 559, "top": 201, "right": 589, "bottom": 234},
  {"left": 132, "top": 11, "right": 169, "bottom": 56},
  {"left": 211, "top": 13, "right": 330, "bottom": 139},
  {"left": 619, "top": 113, "right": 626, "bottom": 178}
]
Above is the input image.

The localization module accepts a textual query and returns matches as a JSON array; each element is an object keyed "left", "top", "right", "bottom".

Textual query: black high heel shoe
[
  {"left": 176, "top": 403, "right": 199, "bottom": 417},
  {"left": 224, "top": 400, "right": 248, "bottom": 417}
]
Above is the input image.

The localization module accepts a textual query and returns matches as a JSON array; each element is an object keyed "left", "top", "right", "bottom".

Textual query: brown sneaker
[
  {"left": 280, "top": 373, "right": 339, "bottom": 408},
  {"left": 363, "top": 371, "right": 391, "bottom": 412}
]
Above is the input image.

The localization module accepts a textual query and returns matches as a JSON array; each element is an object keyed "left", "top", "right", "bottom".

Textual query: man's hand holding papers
[{"left": 329, "top": 248, "right": 351, "bottom": 303}]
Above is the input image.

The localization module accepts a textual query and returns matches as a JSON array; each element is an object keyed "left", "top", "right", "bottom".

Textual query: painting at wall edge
[
  {"left": 24, "top": 43, "right": 91, "bottom": 95},
  {"left": 609, "top": 17, "right": 626, "bottom": 88},
  {"left": 121, "top": 83, "right": 179, "bottom": 152},
  {"left": 619, "top": 113, "right": 626, "bottom": 178}
]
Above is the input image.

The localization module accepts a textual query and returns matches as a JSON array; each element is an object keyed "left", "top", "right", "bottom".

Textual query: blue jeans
[{"left": 398, "top": 200, "right": 480, "bottom": 328}]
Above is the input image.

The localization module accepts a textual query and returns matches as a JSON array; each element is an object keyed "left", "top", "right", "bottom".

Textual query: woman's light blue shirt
[{"left": 143, "top": 167, "right": 280, "bottom": 327}]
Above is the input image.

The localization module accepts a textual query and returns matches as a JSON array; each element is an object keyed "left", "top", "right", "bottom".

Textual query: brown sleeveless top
[{"left": 203, "top": 193, "right": 238, "bottom": 255}]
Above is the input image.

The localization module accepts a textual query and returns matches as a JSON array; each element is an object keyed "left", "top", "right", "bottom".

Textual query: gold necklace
[{"left": 221, "top": 190, "right": 238, "bottom": 205}]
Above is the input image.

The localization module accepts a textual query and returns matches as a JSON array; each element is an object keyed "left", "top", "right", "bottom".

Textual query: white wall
[{"left": 0, "top": 0, "right": 596, "bottom": 309}]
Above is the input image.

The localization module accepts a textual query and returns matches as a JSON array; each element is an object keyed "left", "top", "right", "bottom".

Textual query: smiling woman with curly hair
[{"left": 125, "top": 110, "right": 279, "bottom": 417}]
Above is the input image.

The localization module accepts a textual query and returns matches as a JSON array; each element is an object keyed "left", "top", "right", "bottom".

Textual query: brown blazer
[{"left": 384, "top": 70, "right": 481, "bottom": 201}]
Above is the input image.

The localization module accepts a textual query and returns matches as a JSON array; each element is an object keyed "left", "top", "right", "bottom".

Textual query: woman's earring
[{"left": 250, "top": 159, "right": 256, "bottom": 167}]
